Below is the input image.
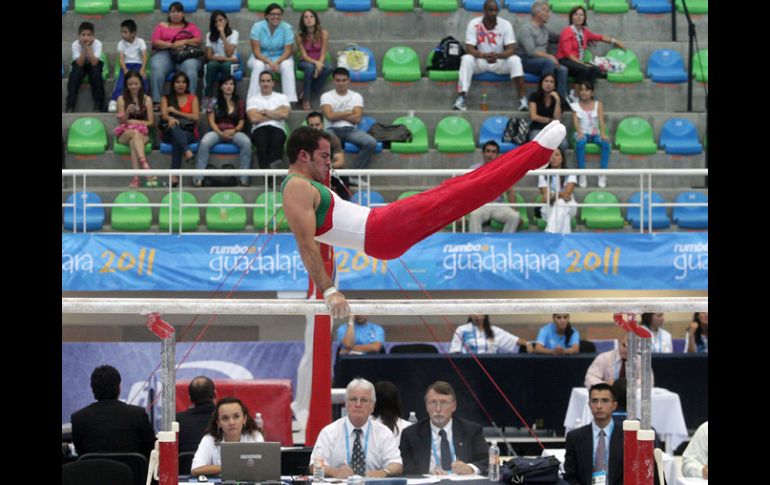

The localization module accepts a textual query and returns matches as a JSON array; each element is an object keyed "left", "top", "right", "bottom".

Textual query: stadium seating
[
  {"left": 336, "top": 0, "right": 373, "bottom": 11},
  {"left": 62, "top": 0, "right": 68, "bottom": 15},
  {"left": 549, "top": 0, "right": 585, "bottom": 14},
  {"left": 253, "top": 192, "right": 290, "bottom": 231},
  {"left": 659, "top": 118, "right": 703, "bottom": 155},
  {"left": 390, "top": 115, "right": 430, "bottom": 154},
  {"left": 204, "top": 0, "right": 243, "bottom": 12},
  {"left": 159, "top": 143, "right": 199, "bottom": 154},
  {"left": 478, "top": 115, "right": 517, "bottom": 153},
  {"left": 344, "top": 116, "right": 384, "bottom": 153},
  {"left": 295, "top": 52, "right": 332, "bottom": 82},
  {"left": 158, "top": 191, "right": 200, "bottom": 232},
  {"left": 633, "top": 0, "right": 671, "bottom": 14},
  {"left": 580, "top": 191, "right": 625, "bottom": 229},
  {"left": 693, "top": 49, "right": 708, "bottom": 83},
  {"left": 67, "top": 118, "right": 108, "bottom": 155},
  {"left": 75, "top": 0, "right": 111, "bottom": 15},
  {"left": 80, "top": 53, "right": 110, "bottom": 85},
  {"left": 161, "top": 0, "right": 198, "bottom": 12},
  {"left": 421, "top": 0, "right": 459, "bottom": 12},
  {"left": 63, "top": 191, "right": 105, "bottom": 232},
  {"left": 647, "top": 49, "right": 688, "bottom": 83},
  {"left": 605, "top": 48, "right": 644, "bottom": 83},
  {"left": 351, "top": 191, "right": 386, "bottom": 207},
  {"left": 490, "top": 192, "right": 530, "bottom": 230},
  {"left": 568, "top": 127, "right": 600, "bottom": 155},
  {"left": 117, "top": 0, "right": 155, "bottom": 14},
  {"left": 206, "top": 191, "right": 247, "bottom": 231},
  {"left": 507, "top": 0, "right": 535, "bottom": 14},
  {"left": 426, "top": 51, "right": 459, "bottom": 82},
  {"left": 675, "top": 0, "right": 707, "bottom": 14},
  {"left": 397, "top": 190, "right": 422, "bottom": 200},
  {"left": 378, "top": 0, "right": 415, "bottom": 12},
  {"left": 614, "top": 117, "right": 657, "bottom": 155},
  {"left": 534, "top": 194, "right": 577, "bottom": 231},
  {"left": 626, "top": 191, "right": 671, "bottom": 229},
  {"left": 291, "top": 0, "right": 329, "bottom": 11},
  {"left": 434, "top": 116, "right": 476, "bottom": 153},
  {"left": 111, "top": 191, "right": 153, "bottom": 231},
  {"left": 248, "top": 0, "right": 284, "bottom": 11},
  {"left": 343, "top": 45, "right": 377, "bottom": 82},
  {"left": 589, "top": 0, "right": 629, "bottom": 14},
  {"left": 464, "top": 0, "right": 501, "bottom": 11},
  {"left": 673, "top": 191, "right": 707, "bottom": 229},
  {"left": 383, "top": 47, "right": 422, "bottom": 82},
  {"left": 114, "top": 137, "right": 152, "bottom": 156}
]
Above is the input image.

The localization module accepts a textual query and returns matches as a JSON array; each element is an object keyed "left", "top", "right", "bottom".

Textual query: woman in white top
[
  {"left": 203, "top": 10, "right": 239, "bottom": 103},
  {"left": 372, "top": 381, "right": 413, "bottom": 437},
  {"left": 537, "top": 147, "right": 578, "bottom": 234},
  {"left": 450, "top": 314, "right": 528, "bottom": 354},
  {"left": 685, "top": 312, "right": 708, "bottom": 353},
  {"left": 571, "top": 80, "right": 611, "bottom": 189},
  {"left": 640, "top": 313, "right": 673, "bottom": 353},
  {"left": 191, "top": 397, "right": 265, "bottom": 477}
]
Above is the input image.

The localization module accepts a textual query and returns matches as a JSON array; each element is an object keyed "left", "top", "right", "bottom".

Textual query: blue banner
[{"left": 62, "top": 232, "right": 707, "bottom": 291}]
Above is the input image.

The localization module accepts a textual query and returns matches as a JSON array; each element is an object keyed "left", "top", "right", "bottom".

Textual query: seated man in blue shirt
[{"left": 337, "top": 314, "right": 385, "bottom": 355}]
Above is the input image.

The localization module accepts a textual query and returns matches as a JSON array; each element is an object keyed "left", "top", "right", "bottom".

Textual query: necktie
[
  {"left": 594, "top": 429, "right": 606, "bottom": 472},
  {"left": 619, "top": 358, "right": 626, "bottom": 379},
  {"left": 351, "top": 428, "right": 366, "bottom": 475},
  {"left": 439, "top": 429, "right": 452, "bottom": 471}
]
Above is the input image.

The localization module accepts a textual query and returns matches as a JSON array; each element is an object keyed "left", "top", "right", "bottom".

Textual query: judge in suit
[
  {"left": 399, "top": 381, "right": 488, "bottom": 475},
  {"left": 176, "top": 376, "right": 217, "bottom": 453},
  {"left": 71, "top": 365, "right": 156, "bottom": 459}
]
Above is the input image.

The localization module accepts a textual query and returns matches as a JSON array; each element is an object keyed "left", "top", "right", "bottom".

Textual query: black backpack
[
  {"left": 367, "top": 122, "right": 412, "bottom": 148},
  {"left": 203, "top": 164, "right": 238, "bottom": 187},
  {"left": 502, "top": 117, "right": 531, "bottom": 145},
  {"left": 429, "top": 36, "right": 465, "bottom": 71}
]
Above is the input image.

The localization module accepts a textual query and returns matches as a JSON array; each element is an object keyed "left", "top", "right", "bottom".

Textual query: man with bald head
[
  {"left": 584, "top": 332, "right": 655, "bottom": 388},
  {"left": 176, "top": 376, "right": 217, "bottom": 452}
]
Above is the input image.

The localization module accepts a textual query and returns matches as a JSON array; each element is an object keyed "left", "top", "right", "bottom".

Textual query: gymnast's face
[{"left": 306, "top": 138, "right": 332, "bottom": 183}]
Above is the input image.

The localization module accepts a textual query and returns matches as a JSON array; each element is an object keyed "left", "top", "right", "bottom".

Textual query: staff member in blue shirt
[
  {"left": 532, "top": 313, "right": 580, "bottom": 355},
  {"left": 247, "top": 3, "right": 298, "bottom": 103},
  {"left": 337, "top": 314, "right": 386, "bottom": 355}
]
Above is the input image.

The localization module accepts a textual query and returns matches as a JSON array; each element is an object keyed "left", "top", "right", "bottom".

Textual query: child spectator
[
  {"left": 203, "top": 10, "right": 239, "bottom": 107},
  {"left": 571, "top": 81, "right": 611, "bottom": 188},
  {"left": 109, "top": 19, "right": 148, "bottom": 113},
  {"left": 66, "top": 22, "right": 106, "bottom": 113}
]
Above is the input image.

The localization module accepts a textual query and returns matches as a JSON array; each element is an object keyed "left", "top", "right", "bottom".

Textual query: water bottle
[
  {"left": 255, "top": 412, "right": 264, "bottom": 429},
  {"left": 313, "top": 445, "right": 325, "bottom": 481},
  {"left": 408, "top": 412, "right": 418, "bottom": 424},
  {"left": 480, "top": 90, "right": 489, "bottom": 112},
  {"left": 488, "top": 441, "right": 500, "bottom": 481}
]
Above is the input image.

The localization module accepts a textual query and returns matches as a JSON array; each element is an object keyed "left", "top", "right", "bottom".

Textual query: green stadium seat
[
  {"left": 292, "top": 0, "right": 329, "bottom": 11},
  {"left": 75, "top": 0, "right": 112, "bottom": 14},
  {"left": 80, "top": 52, "right": 110, "bottom": 84},
  {"left": 397, "top": 190, "right": 422, "bottom": 200},
  {"left": 295, "top": 52, "right": 331, "bottom": 82},
  {"left": 435, "top": 116, "right": 476, "bottom": 153},
  {"left": 614, "top": 117, "right": 658, "bottom": 155},
  {"left": 426, "top": 51, "right": 459, "bottom": 82},
  {"left": 534, "top": 194, "right": 577, "bottom": 230},
  {"left": 489, "top": 192, "right": 530, "bottom": 230},
  {"left": 568, "top": 127, "right": 600, "bottom": 155},
  {"left": 390, "top": 115, "right": 430, "bottom": 154},
  {"left": 675, "top": 0, "right": 707, "bottom": 14},
  {"left": 158, "top": 192, "right": 200, "bottom": 232},
  {"left": 67, "top": 118, "right": 108, "bottom": 155},
  {"left": 421, "top": 0, "right": 459, "bottom": 11},
  {"left": 589, "top": 0, "right": 629, "bottom": 13},
  {"left": 605, "top": 48, "right": 644, "bottom": 83},
  {"left": 548, "top": 0, "right": 585, "bottom": 14},
  {"left": 111, "top": 191, "right": 153, "bottom": 231},
  {"left": 249, "top": 0, "right": 284, "bottom": 10},
  {"left": 117, "top": 0, "right": 155, "bottom": 13},
  {"left": 580, "top": 191, "right": 625, "bottom": 229},
  {"left": 692, "top": 49, "right": 707, "bottom": 83},
  {"left": 383, "top": 46, "right": 422, "bottom": 82},
  {"left": 114, "top": 136, "right": 152, "bottom": 155},
  {"left": 253, "top": 192, "right": 290, "bottom": 231},
  {"left": 115, "top": 54, "right": 151, "bottom": 79},
  {"left": 567, "top": 50, "right": 592, "bottom": 83},
  {"left": 206, "top": 191, "right": 247, "bottom": 232},
  {"left": 378, "top": 0, "right": 415, "bottom": 11}
]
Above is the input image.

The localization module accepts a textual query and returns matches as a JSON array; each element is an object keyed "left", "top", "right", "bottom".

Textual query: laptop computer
[{"left": 220, "top": 441, "right": 281, "bottom": 482}]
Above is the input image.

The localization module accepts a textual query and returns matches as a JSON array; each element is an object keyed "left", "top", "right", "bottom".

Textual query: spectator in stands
[
  {"left": 306, "top": 111, "right": 351, "bottom": 199},
  {"left": 177, "top": 376, "right": 217, "bottom": 453},
  {"left": 321, "top": 68, "right": 378, "bottom": 169},
  {"left": 449, "top": 314, "right": 529, "bottom": 354},
  {"left": 248, "top": 3, "right": 298, "bottom": 104},
  {"left": 150, "top": 2, "right": 203, "bottom": 108},
  {"left": 467, "top": 141, "right": 521, "bottom": 233},
  {"left": 191, "top": 397, "right": 265, "bottom": 477},
  {"left": 571, "top": 80, "right": 611, "bottom": 188},
  {"left": 114, "top": 70, "right": 157, "bottom": 189},
  {"left": 310, "top": 378, "right": 403, "bottom": 478},
  {"left": 585, "top": 332, "right": 655, "bottom": 388},
  {"left": 195, "top": 74, "right": 252, "bottom": 187},
  {"left": 399, "top": 381, "right": 487, "bottom": 475},
  {"left": 557, "top": 6, "right": 626, "bottom": 102},
  {"left": 373, "top": 381, "right": 413, "bottom": 437},
  {"left": 681, "top": 421, "right": 708, "bottom": 479},
  {"left": 641, "top": 313, "right": 673, "bottom": 353},
  {"left": 108, "top": 19, "right": 148, "bottom": 113},
  {"left": 66, "top": 22, "right": 106, "bottom": 113},
  {"left": 453, "top": 0, "right": 527, "bottom": 112},
  {"left": 246, "top": 71, "right": 291, "bottom": 170},
  {"left": 537, "top": 147, "right": 577, "bottom": 234},
  {"left": 685, "top": 312, "right": 708, "bottom": 353},
  {"left": 71, "top": 365, "right": 155, "bottom": 458},
  {"left": 161, "top": 71, "right": 200, "bottom": 187},
  {"left": 202, "top": 10, "right": 239, "bottom": 107},
  {"left": 518, "top": 1, "right": 568, "bottom": 108},
  {"left": 533, "top": 313, "right": 580, "bottom": 355},
  {"left": 564, "top": 383, "right": 622, "bottom": 485},
  {"left": 527, "top": 73, "right": 568, "bottom": 153},
  {"left": 337, "top": 314, "right": 385, "bottom": 355},
  {"left": 296, "top": 10, "right": 333, "bottom": 111}
]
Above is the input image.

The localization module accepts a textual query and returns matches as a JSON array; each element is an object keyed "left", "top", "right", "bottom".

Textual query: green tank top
[{"left": 281, "top": 173, "right": 332, "bottom": 229}]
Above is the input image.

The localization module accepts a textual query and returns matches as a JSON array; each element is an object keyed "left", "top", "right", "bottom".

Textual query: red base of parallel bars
[
  {"left": 624, "top": 420, "right": 640, "bottom": 485},
  {"left": 637, "top": 429, "right": 655, "bottom": 485},
  {"left": 158, "top": 431, "right": 178, "bottom": 485}
]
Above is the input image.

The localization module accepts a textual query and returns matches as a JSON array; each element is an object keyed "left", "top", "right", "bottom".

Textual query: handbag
[
  {"left": 169, "top": 30, "right": 204, "bottom": 63},
  {"left": 203, "top": 164, "right": 238, "bottom": 187},
  {"left": 501, "top": 456, "right": 561, "bottom": 484},
  {"left": 159, "top": 117, "right": 196, "bottom": 132},
  {"left": 590, "top": 56, "right": 626, "bottom": 73},
  {"left": 337, "top": 43, "right": 369, "bottom": 72},
  {"left": 367, "top": 122, "right": 412, "bottom": 148},
  {"left": 502, "top": 117, "right": 530, "bottom": 145}
]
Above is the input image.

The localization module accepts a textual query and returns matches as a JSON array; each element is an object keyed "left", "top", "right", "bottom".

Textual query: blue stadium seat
[
  {"left": 62, "top": 0, "right": 68, "bottom": 14},
  {"left": 63, "top": 192, "right": 105, "bottom": 232},
  {"left": 161, "top": 0, "right": 197, "bottom": 12},
  {"left": 473, "top": 72, "right": 510, "bottom": 82},
  {"left": 507, "top": 0, "right": 535, "bottom": 13},
  {"left": 626, "top": 192, "right": 671, "bottom": 230},
  {"left": 524, "top": 72, "right": 540, "bottom": 83},
  {"left": 632, "top": 0, "right": 672, "bottom": 13},
  {"left": 159, "top": 143, "right": 199, "bottom": 154},
  {"left": 344, "top": 46, "right": 377, "bottom": 82},
  {"left": 335, "top": 0, "right": 373, "bottom": 11},
  {"left": 204, "top": 0, "right": 242, "bottom": 12},
  {"left": 673, "top": 191, "right": 708, "bottom": 229},
  {"left": 478, "top": 115, "right": 517, "bottom": 153},
  {"left": 344, "top": 116, "right": 383, "bottom": 153},
  {"left": 210, "top": 143, "right": 241, "bottom": 154},
  {"left": 646, "top": 49, "right": 688, "bottom": 83},
  {"left": 659, "top": 118, "right": 703, "bottom": 155},
  {"left": 464, "top": 0, "right": 501, "bottom": 11},
  {"left": 351, "top": 191, "right": 385, "bottom": 207}
]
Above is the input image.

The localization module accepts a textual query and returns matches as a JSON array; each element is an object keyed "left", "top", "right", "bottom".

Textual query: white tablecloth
[{"left": 563, "top": 387, "right": 689, "bottom": 452}]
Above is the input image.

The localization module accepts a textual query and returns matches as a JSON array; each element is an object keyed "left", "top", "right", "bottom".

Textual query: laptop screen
[{"left": 220, "top": 441, "right": 281, "bottom": 482}]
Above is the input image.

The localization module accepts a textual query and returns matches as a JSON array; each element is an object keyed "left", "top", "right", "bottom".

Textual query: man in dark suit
[
  {"left": 176, "top": 376, "right": 217, "bottom": 453},
  {"left": 71, "top": 365, "right": 156, "bottom": 458},
  {"left": 399, "top": 381, "right": 488, "bottom": 475}
]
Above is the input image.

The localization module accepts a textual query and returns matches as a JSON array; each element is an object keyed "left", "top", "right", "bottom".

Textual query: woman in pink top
[
  {"left": 295, "top": 9, "right": 332, "bottom": 111},
  {"left": 556, "top": 6, "right": 625, "bottom": 98},
  {"left": 150, "top": 1, "right": 203, "bottom": 106},
  {"left": 160, "top": 72, "right": 200, "bottom": 187}
]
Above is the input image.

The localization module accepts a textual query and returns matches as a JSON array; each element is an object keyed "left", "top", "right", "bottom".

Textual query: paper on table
[
  {"left": 446, "top": 474, "right": 485, "bottom": 481},
  {"left": 408, "top": 477, "right": 442, "bottom": 485}
]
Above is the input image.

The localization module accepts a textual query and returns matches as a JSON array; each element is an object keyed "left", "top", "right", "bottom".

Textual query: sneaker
[
  {"left": 597, "top": 175, "right": 607, "bottom": 188},
  {"left": 578, "top": 175, "right": 588, "bottom": 188},
  {"left": 108, "top": 100, "right": 117, "bottom": 113},
  {"left": 452, "top": 95, "right": 467, "bottom": 111},
  {"left": 518, "top": 96, "right": 528, "bottom": 111}
]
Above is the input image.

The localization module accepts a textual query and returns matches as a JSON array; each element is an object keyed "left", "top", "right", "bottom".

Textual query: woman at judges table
[
  {"left": 450, "top": 314, "right": 529, "bottom": 354},
  {"left": 640, "top": 313, "right": 672, "bottom": 353},
  {"left": 191, "top": 397, "right": 264, "bottom": 476},
  {"left": 532, "top": 313, "right": 580, "bottom": 355},
  {"left": 372, "top": 381, "right": 412, "bottom": 437},
  {"left": 685, "top": 312, "right": 708, "bottom": 353}
]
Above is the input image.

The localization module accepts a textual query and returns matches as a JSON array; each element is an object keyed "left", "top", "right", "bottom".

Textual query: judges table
[
  {"left": 563, "top": 387, "right": 689, "bottom": 452},
  {"left": 335, "top": 354, "right": 707, "bottom": 433}
]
